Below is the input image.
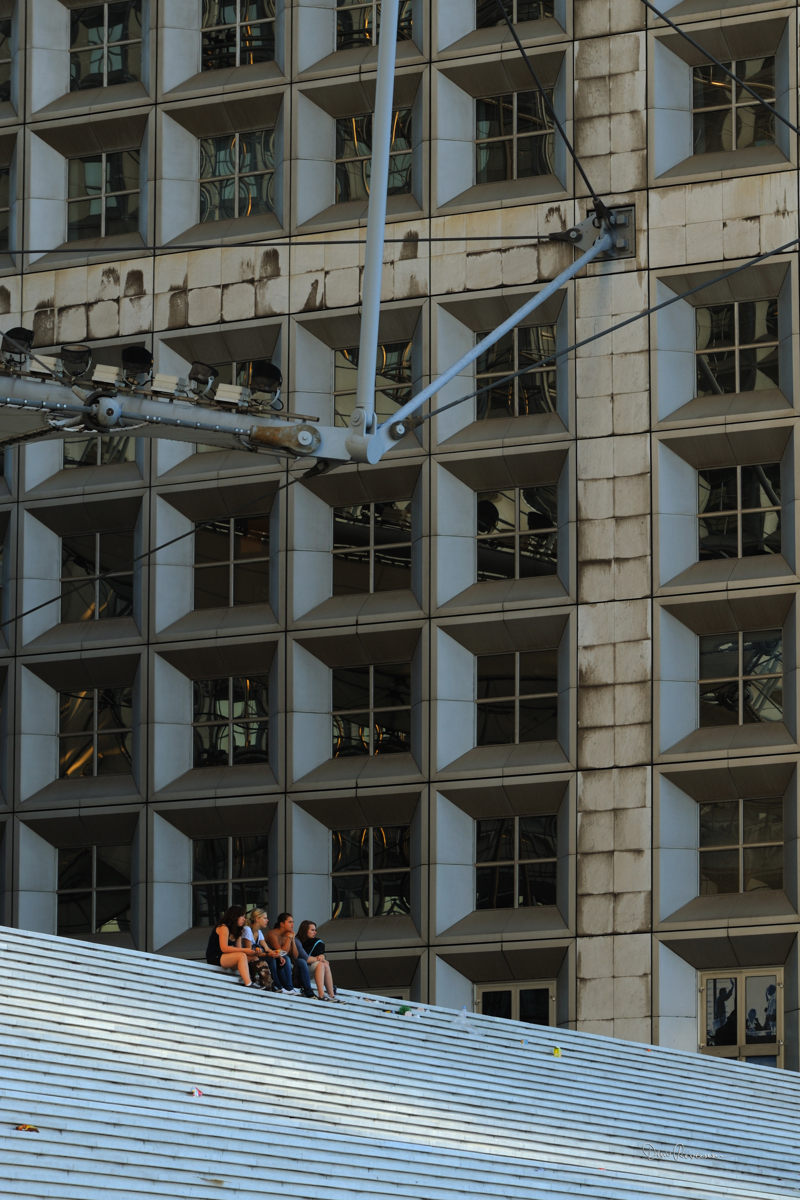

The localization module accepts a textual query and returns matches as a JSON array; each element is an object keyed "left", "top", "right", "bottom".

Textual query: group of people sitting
[{"left": 206, "top": 906, "right": 339, "bottom": 1001}]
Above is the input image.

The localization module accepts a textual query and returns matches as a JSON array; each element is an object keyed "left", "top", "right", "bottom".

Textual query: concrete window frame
[
  {"left": 28, "top": 0, "right": 152, "bottom": 116},
  {"left": 0, "top": 0, "right": 19, "bottom": 122},
  {"left": 151, "top": 637, "right": 281, "bottom": 797},
  {"left": 159, "top": 89, "right": 286, "bottom": 246},
  {"left": 287, "top": 788, "right": 425, "bottom": 953},
  {"left": 148, "top": 796, "right": 279, "bottom": 957},
  {"left": 433, "top": 49, "right": 569, "bottom": 214},
  {"left": 294, "top": 0, "right": 424, "bottom": 76},
  {"left": 476, "top": 977, "right": 557, "bottom": 1024},
  {"left": 656, "top": 588, "right": 798, "bottom": 759},
  {"left": 648, "top": 13, "right": 796, "bottom": 185},
  {"left": 160, "top": 0, "right": 286, "bottom": 97},
  {"left": 434, "top": 939, "right": 572, "bottom": 1021},
  {"left": 651, "top": 258, "right": 798, "bottom": 425},
  {"left": 293, "top": 69, "right": 425, "bottom": 229},
  {"left": 0, "top": 131, "right": 19, "bottom": 268},
  {"left": 654, "top": 422, "right": 797, "bottom": 593},
  {"left": 432, "top": 442, "right": 574, "bottom": 612},
  {"left": 14, "top": 805, "right": 143, "bottom": 944},
  {"left": 435, "top": 0, "right": 568, "bottom": 57}
]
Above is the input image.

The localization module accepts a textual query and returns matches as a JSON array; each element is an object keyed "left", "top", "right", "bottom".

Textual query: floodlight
[
  {"left": 121, "top": 345, "right": 153, "bottom": 382},
  {"left": 1, "top": 326, "right": 34, "bottom": 366},
  {"left": 60, "top": 343, "right": 92, "bottom": 379},
  {"left": 249, "top": 360, "right": 282, "bottom": 396},
  {"left": 188, "top": 361, "right": 218, "bottom": 395}
]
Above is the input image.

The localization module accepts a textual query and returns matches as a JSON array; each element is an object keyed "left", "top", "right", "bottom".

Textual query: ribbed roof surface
[{"left": 0, "top": 926, "right": 796, "bottom": 1200}]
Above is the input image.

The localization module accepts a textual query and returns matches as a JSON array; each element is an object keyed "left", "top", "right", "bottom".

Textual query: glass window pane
[
  {"left": 477, "top": 491, "right": 515, "bottom": 536},
  {"left": 699, "top": 682, "right": 740, "bottom": 726},
  {"left": 739, "top": 300, "right": 779, "bottom": 345},
  {"left": 333, "top": 548, "right": 371, "bottom": 595},
  {"left": 736, "top": 103, "right": 775, "bottom": 151},
  {"left": 233, "top": 515, "right": 270, "bottom": 559},
  {"left": 374, "top": 706, "right": 411, "bottom": 754},
  {"left": 477, "top": 653, "right": 515, "bottom": 699},
  {"left": 202, "top": 0, "right": 238, "bottom": 26},
  {"left": 200, "top": 135, "right": 236, "bottom": 180},
  {"left": 519, "top": 987, "right": 551, "bottom": 1025},
  {"left": 480, "top": 989, "right": 512, "bottom": 1019},
  {"left": 332, "top": 872, "right": 370, "bottom": 919},
  {"left": 476, "top": 863, "right": 514, "bottom": 909},
  {"left": 740, "top": 462, "right": 780, "bottom": 508},
  {"left": 232, "top": 880, "right": 270, "bottom": 910},
  {"left": 106, "top": 40, "right": 141, "bottom": 86},
  {"left": 706, "top": 976, "right": 738, "bottom": 1046},
  {"left": 58, "top": 845, "right": 92, "bottom": 890},
  {"left": 231, "top": 720, "right": 269, "bottom": 764},
  {"left": 336, "top": 114, "right": 371, "bottom": 161},
  {"left": 96, "top": 730, "right": 133, "bottom": 774},
  {"left": 743, "top": 844, "right": 783, "bottom": 891},
  {"left": 70, "top": 6, "right": 105, "bottom": 49},
  {"left": 239, "top": 20, "right": 275, "bottom": 63},
  {"left": 372, "top": 870, "right": 411, "bottom": 917},
  {"left": 69, "top": 156, "right": 103, "bottom": 199},
  {"left": 332, "top": 666, "right": 370, "bottom": 712},
  {"left": 95, "top": 888, "right": 131, "bottom": 933},
  {"left": 476, "top": 139, "right": 513, "bottom": 185},
  {"left": 477, "top": 535, "right": 516, "bottom": 581},
  {"left": 519, "top": 649, "right": 558, "bottom": 694},
  {"left": 699, "top": 848, "right": 740, "bottom": 895},
  {"left": 106, "top": 150, "right": 140, "bottom": 194},
  {"left": 333, "top": 504, "right": 370, "bottom": 551},
  {"left": 194, "top": 564, "right": 230, "bottom": 608},
  {"left": 104, "top": 190, "right": 140, "bottom": 237},
  {"left": 477, "top": 700, "right": 515, "bottom": 745},
  {"left": 98, "top": 528, "right": 135, "bottom": 575},
  {"left": 699, "top": 800, "right": 739, "bottom": 848},
  {"left": 697, "top": 350, "right": 736, "bottom": 396},
  {"left": 238, "top": 172, "right": 274, "bottom": 218},
  {"left": 736, "top": 56, "right": 775, "bottom": 103},
  {"left": 518, "top": 696, "right": 558, "bottom": 742},
  {"left": 200, "top": 177, "right": 236, "bottom": 224},
  {"left": 58, "top": 891, "right": 93, "bottom": 936},
  {"left": 374, "top": 497, "right": 412, "bottom": 540},
  {"left": 332, "top": 827, "right": 369, "bottom": 873},
  {"left": 67, "top": 198, "right": 102, "bottom": 242},
  {"left": 335, "top": 158, "right": 370, "bottom": 204},
  {"left": 521, "top": 484, "right": 557, "bottom": 530},
  {"left": 693, "top": 109, "right": 733, "bottom": 155},
  {"left": 693, "top": 63, "right": 733, "bottom": 109},
  {"left": 232, "top": 833, "right": 269, "bottom": 879},
  {"left": 739, "top": 344, "right": 780, "bottom": 392},
  {"left": 476, "top": 817, "right": 515, "bottom": 863},
  {"left": 516, "top": 133, "right": 555, "bottom": 178},
  {"left": 373, "top": 542, "right": 412, "bottom": 591},
  {"left": 699, "top": 632, "right": 739, "bottom": 680},
  {"left": 742, "top": 629, "right": 781, "bottom": 677},
  {"left": 741, "top": 509, "right": 782, "bottom": 558},
  {"left": 193, "top": 836, "right": 228, "bottom": 882},
  {"left": 696, "top": 303, "right": 735, "bottom": 350},
  {"left": 108, "top": 0, "right": 143, "bottom": 41},
  {"left": 518, "top": 814, "right": 558, "bottom": 859},
  {"left": 232, "top": 559, "right": 270, "bottom": 605},
  {"left": 60, "top": 733, "right": 95, "bottom": 778},
  {"left": 698, "top": 514, "right": 739, "bottom": 560},
  {"left": 194, "top": 520, "right": 230, "bottom": 565},
  {"left": 373, "top": 661, "right": 411, "bottom": 709},
  {"left": 372, "top": 825, "right": 410, "bottom": 870},
  {"left": 97, "top": 687, "right": 133, "bottom": 730},
  {"left": 201, "top": 27, "right": 237, "bottom": 70},
  {"left": 697, "top": 466, "right": 738, "bottom": 514},
  {"left": 70, "top": 46, "right": 105, "bottom": 91},
  {"left": 231, "top": 674, "right": 269, "bottom": 719},
  {"left": 95, "top": 844, "right": 132, "bottom": 887},
  {"left": 477, "top": 330, "right": 514, "bottom": 374},
  {"left": 193, "top": 721, "right": 230, "bottom": 768},
  {"left": 745, "top": 975, "right": 778, "bottom": 1044},
  {"left": 62, "top": 575, "right": 97, "bottom": 624},
  {"left": 743, "top": 798, "right": 783, "bottom": 845},
  {"left": 518, "top": 860, "right": 557, "bottom": 906},
  {"left": 59, "top": 690, "right": 95, "bottom": 735},
  {"left": 332, "top": 712, "right": 372, "bottom": 757},
  {"left": 192, "top": 881, "right": 229, "bottom": 926},
  {"left": 476, "top": 94, "right": 513, "bottom": 139},
  {"left": 237, "top": 130, "right": 274, "bottom": 176},
  {"left": 62, "top": 532, "right": 97, "bottom": 576}
]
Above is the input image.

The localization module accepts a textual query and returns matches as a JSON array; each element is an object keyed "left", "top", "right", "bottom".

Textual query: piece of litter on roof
[
  {"left": 553, "top": 1047, "right": 562, "bottom": 1057},
  {"left": 15, "top": 1125, "right": 39, "bottom": 1132},
  {"left": 189, "top": 1087, "right": 204, "bottom": 1097},
  {"left": 398, "top": 1005, "right": 412, "bottom": 1015}
]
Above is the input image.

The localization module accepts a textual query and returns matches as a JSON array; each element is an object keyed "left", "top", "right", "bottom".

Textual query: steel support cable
[
  {"left": 641, "top": 0, "right": 800, "bottom": 138},
  {"left": 6, "top": 235, "right": 555, "bottom": 255},
  {"left": 492, "top": 0, "right": 609, "bottom": 217},
  {"left": 419, "top": 234, "right": 800, "bottom": 422}
]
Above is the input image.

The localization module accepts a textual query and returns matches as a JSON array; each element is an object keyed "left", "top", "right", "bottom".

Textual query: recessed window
[
  {"left": 333, "top": 339, "right": 412, "bottom": 427},
  {"left": 191, "top": 834, "right": 269, "bottom": 925},
  {"left": 692, "top": 58, "right": 775, "bottom": 155},
  {"left": 476, "top": 485, "right": 557, "bottom": 581},
  {"left": 63, "top": 435, "right": 136, "bottom": 469},
  {"left": 475, "top": 325, "right": 556, "bottom": 419},
  {"left": 475, "top": 814, "right": 557, "bottom": 909},
  {"left": 192, "top": 675, "right": 270, "bottom": 768},
  {"left": 332, "top": 662, "right": 411, "bottom": 756},
  {"left": 701, "top": 968, "right": 782, "bottom": 1066},
  {"left": 335, "top": 109, "right": 412, "bottom": 203},
  {"left": 335, "top": 0, "right": 413, "bottom": 50},
  {"left": 201, "top": 0, "right": 275, "bottom": 70},
  {"left": 0, "top": 166, "right": 9, "bottom": 254},
  {"left": 59, "top": 687, "right": 133, "bottom": 778},
  {"left": 193, "top": 514, "right": 270, "bottom": 608},
  {"left": 70, "top": 1, "right": 142, "bottom": 91},
  {"left": 57, "top": 844, "right": 132, "bottom": 936},
  {"left": 695, "top": 298, "right": 778, "bottom": 396},
  {"left": 699, "top": 798, "right": 783, "bottom": 894},
  {"left": 476, "top": 649, "right": 558, "bottom": 745},
  {"left": 698, "top": 629, "right": 782, "bottom": 726},
  {"left": 331, "top": 824, "right": 411, "bottom": 918},
  {"left": 199, "top": 130, "right": 275, "bottom": 223},
  {"left": 61, "top": 525, "right": 135, "bottom": 623},
  {"left": 0, "top": 18, "right": 11, "bottom": 103},
  {"left": 476, "top": 0, "right": 554, "bottom": 25},
  {"left": 67, "top": 150, "right": 140, "bottom": 242},
  {"left": 698, "top": 463, "right": 781, "bottom": 560},
  {"left": 212, "top": 358, "right": 265, "bottom": 388},
  {"left": 477, "top": 980, "right": 556, "bottom": 1025},
  {"left": 333, "top": 498, "right": 412, "bottom": 595},
  {"left": 475, "top": 90, "right": 555, "bottom": 184}
]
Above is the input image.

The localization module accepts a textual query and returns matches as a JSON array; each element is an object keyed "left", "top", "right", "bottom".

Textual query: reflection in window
[
  {"left": 332, "top": 498, "right": 412, "bottom": 595},
  {"left": 0, "top": 166, "right": 9, "bottom": 254},
  {"left": 476, "top": 90, "right": 555, "bottom": 184},
  {"left": 698, "top": 463, "right": 781, "bottom": 560},
  {"left": 63, "top": 435, "right": 136, "bottom": 469},
  {"left": 191, "top": 834, "right": 269, "bottom": 925},
  {"left": 61, "top": 525, "right": 135, "bottom": 623},
  {"left": 702, "top": 969, "right": 782, "bottom": 1066},
  {"left": 698, "top": 629, "right": 782, "bottom": 726},
  {"left": 0, "top": 18, "right": 11, "bottom": 104},
  {"left": 193, "top": 514, "right": 270, "bottom": 608},
  {"left": 695, "top": 298, "right": 779, "bottom": 396},
  {"left": 477, "top": 980, "right": 555, "bottom": 1025},
  {"left": 476, "top": 0, "right": 554, "bottom": 25},
  {"left": 476, "top": 484, "right": 557, "bottom": 580},
  {"left": 335, "top": 109, "right": 412, "bottom": 203},
  {"left": 336, "top": 0, "right": 412, "bottom": 50},
  {"left": 201, "top": 0, "right": 275, "bottom": 70},
  {"left": 476, "top": 325, "right": 556, "bottom": 419},
  {"left": 333, "top": 339, "right": 412, "bottom": 427},
  {"left": 67, "top": 150, "right": 140, "bottom": 241},
  {"left": 476, "top": 649, "right": 558, "bottom": 745},
  {"left": 332, "top": 662, "right": 411, "bottom": 756},
  {"left": 199, "top": 130, "right": 275, "bottom": 223},
  {"left": 475, "top": 814, "right": 557, "bottom": 909},
  {"left": 699, "top": 798, "right": 783, "bottom": 895},
  {"left": 59, "top": 687, "right": 133, "bottom": 777},
  {"left": 331, "top": 824, "right": 410, "bottom": 918},
  {"left": 692, "top": 58, "right": 775, "bottom": 155},
  {"left": 70, "top": 2, "right": 142, "bottom": 91},
  {"left": 192, "top": 676, "right": 269, "bottom": 768},
  {"left": 57, "top": 843, "right": 132, "bottom": 936}
]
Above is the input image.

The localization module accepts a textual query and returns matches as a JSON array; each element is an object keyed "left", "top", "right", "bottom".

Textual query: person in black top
[
  {"left": 205, "top": 905, "right": 258, "bottom": 987},
  {"left": 297, "top": 919, "right": 338, "bottom": 1001}
]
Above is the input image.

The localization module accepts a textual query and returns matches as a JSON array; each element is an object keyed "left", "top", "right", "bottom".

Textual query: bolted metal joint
[{"left": 249, "top": 421, "right": 322, "bottom": 456}]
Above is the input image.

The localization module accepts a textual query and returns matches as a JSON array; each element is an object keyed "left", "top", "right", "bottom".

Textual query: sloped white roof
[{"left": 0, "top": 926, "right": 796, "bottom": 1200}]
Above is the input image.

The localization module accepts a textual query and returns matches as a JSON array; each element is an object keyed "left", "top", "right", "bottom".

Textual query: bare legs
[{"left": 220, "top": 950, "right": 252, "bottom": 985}]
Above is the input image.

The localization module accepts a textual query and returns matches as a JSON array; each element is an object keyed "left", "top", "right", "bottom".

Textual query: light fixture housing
[
  {"left": 121, "top": 345, "right": 153, "bottom": 382},
  {"left": 60, "top": 343, "right": 92, "bottom": 379},
  {"left": 249, "top": 359, "right": 282, "bottom": 396},
  {"left": 1, "top": 326, "right": 34, "bottom": 366},
  {"left": 188, "top": 361, "right": 218, "bottom": 395}
]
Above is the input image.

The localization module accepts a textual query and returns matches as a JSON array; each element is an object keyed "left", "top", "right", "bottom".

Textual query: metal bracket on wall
[{"left": 550, "top": 206, "right": 636, "bottom": 259}]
